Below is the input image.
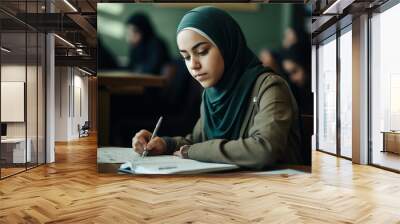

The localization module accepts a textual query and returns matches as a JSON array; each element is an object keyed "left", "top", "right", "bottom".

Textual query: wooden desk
[
  {"left": 97, "top": 147, "right": 309, "bottom": 175},
  {"left": 382, "top": 131, "right": 400, "bottom": 154}
]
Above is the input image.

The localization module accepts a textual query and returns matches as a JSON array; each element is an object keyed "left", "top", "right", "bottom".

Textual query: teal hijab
[{"left": 177, "top": 6, "right": 272, "bottom": 140}]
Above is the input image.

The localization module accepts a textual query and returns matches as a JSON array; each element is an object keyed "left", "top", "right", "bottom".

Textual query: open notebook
[
  {"left": 98, "top": 147, "right": 307, "bottom": 175},
  {"left": 118, "top": 155, "right": 239, "bottom": 174}
]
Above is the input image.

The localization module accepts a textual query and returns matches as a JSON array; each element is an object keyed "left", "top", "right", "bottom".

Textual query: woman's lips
[{"left": 195, "top": 73, "right": 207, "bottom": 81}]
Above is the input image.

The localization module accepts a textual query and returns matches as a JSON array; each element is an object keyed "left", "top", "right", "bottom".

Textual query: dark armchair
[{"left": 79, "top": 121, "right": 90, "bottom": 138}]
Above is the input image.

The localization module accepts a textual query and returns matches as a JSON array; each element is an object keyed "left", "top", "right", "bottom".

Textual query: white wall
[
  {"left": 55, "top": 67, "right": 69, "bottom": 141},
  {"left": 1, "top": 64, "right": 26, "bottom": 81},
  {"left": 1, "top": 65, "right": 32, "bottom": 138},
  {"left": 55, "top": 67, "right": 89, "bottom": 141},
  {"left": 72, "top": 73, "right": 89, "bottom": 137}
]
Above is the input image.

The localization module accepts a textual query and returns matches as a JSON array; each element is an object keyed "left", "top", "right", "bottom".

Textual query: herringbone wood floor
[{"left": 1, "top": 134, "right": 400, "bottom": 223}]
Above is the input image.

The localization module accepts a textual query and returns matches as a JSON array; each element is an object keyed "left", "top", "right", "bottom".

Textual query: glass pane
[
  {"left": 317, "top": 37, "right": 337, "bottom": 154},
  {"left": 27, "top": 31, "right": 38, "bottom": 169},
  {"left": 0, "top": 1, "right": 46, "bottom": 178},
  {"left": 339, "top": 29, "right": 352, "bottom": 158},
  {"left": 1, "top": 31, "right": 27, "bottom": 177},
  {"left": 38, "top": 33, "right": 45, "bottom": 165},
  {"left": 371, "top": 4, "right": 400, "bottom": 171},
  {"left": 312, "top": 45, "right": 317, "bottom": 151},
  {"left": 28, "top": 0, "right": 39, "bottom": 168}
]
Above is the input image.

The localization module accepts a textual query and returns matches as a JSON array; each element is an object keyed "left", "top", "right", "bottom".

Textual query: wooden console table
[{"left": 382, "top": 131, "right": 400, "bottom": 154}]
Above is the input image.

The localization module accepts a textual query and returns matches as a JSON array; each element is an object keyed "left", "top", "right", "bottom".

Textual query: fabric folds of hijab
[{"left": 177, "top": 6, "right": 272, "bottom": 140}]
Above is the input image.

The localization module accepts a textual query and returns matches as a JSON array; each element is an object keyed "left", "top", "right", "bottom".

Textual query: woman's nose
[{"left": 189, "top": 57, "right": 201, "bottom": 70}]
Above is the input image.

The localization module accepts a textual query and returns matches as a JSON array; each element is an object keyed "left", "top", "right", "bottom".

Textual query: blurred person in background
[
  {"left": 281, "top": 36, "right": 313, "bottom": 167},
  {"left": 282, "top": 44, "right": 312, "bottom": 115},
  {"left": 282, "top": 45, "right": 309, "bottom": 88},
  {"left": 108, "top": 13, "right": 175, "bottom": 146},
  {"left": 258, "top": 48, "right": 288, "bottom": 80},
  {"left": 259, "top": 48, "right": 280, "bottom": 73},
  {"left": 126, "top": 12, "right": 171, "bottom": 75},
  {"left": 282, "top": 26, "right": 308, "bottom": 50},
  {"left": 281, "top": 23, "right": 312, "bottom": 166},
  {"left": 281, "top": 24, "right": 310, "bottom": 88},
  {"left": 281, "top": 23, "right": 312, "bottom": 114}
]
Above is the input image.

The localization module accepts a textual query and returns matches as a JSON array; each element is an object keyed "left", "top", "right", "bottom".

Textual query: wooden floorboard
[
  {"left": 1, "top": 134, "right": 400, "bottom": 223},
  {"left": 372, "top": 151, "right": 400, "bottom": 171}
]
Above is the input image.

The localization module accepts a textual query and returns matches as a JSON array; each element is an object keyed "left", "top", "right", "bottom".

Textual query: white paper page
[
  {"left": 131, "top": 156, "right": 238, "bottom": 174},
  {"left": 98, "top": 147, "right": 138, "bottom": 163}
]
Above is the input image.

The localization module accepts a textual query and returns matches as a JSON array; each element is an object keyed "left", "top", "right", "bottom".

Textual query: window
[
  {"left": 317, "top": 36, "right": 337, "bottom": 154},
  {"left": 339, "top": 28, "right": 352, "bottom": 158},
  {"left": 370, "top": 2, "right": 400, "bottom": 171}
]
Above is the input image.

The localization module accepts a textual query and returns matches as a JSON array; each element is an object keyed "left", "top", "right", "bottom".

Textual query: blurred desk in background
[
  {"left": 98, "top": 71, "right": 169, "bottom": 146},
  {"left": 98, "top": 71, "right": 168, "bottom": 94}
]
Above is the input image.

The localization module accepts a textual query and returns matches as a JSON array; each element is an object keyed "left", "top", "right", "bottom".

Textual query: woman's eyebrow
[{"left": 179, "top": 42, "right": 208, "bottom": 52}]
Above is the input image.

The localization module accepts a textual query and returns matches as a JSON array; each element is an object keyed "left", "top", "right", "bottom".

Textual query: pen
[
  {"left": 158, "top": 166, "right": 177, "bottom": 170},
  {"left": 142, "top": 116, "right": 163, "bottom": 158}
]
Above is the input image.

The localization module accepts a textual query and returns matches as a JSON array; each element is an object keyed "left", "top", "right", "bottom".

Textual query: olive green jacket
[{"left": 163, "top": 73, "right": 303, "bottom": 170}]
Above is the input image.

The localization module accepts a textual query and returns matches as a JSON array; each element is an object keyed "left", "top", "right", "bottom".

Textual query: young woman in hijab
[
  {"left": 126, "top": 12, "right": 170, "bottom": 74},
  {"left": 131, "top": 6, "right": 304, "bottom": 170}
]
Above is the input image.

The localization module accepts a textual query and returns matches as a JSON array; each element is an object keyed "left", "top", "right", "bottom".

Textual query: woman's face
[
  {"left": 283, "top": 59, "right": 305, "bottom": 87},
  {"left": 127, "top": 25, "right": 142, "bottom": 46},
  {"left": 177, "top": 29, "right": 224, "bottom": 88},
  {"left": 283, "top": 28, "right": 297, "bottom": 49},
  {"left": 259, "top": 49, "right": 277, "bottom": 71}
]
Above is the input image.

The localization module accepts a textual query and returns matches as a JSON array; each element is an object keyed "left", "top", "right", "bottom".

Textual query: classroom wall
[{"left": 98, "top": 3, "right": 305, "bottom": 67}]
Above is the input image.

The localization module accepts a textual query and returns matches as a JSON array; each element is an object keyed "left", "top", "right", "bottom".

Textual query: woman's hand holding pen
[{"left": 132, "top": 129, "right": 167, "bottom": 156}]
